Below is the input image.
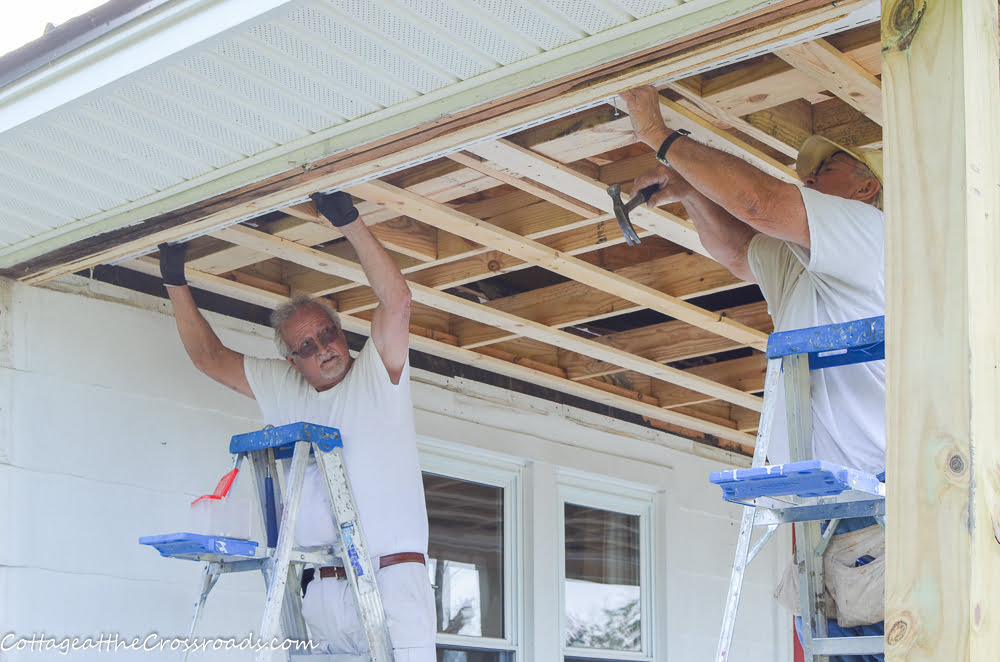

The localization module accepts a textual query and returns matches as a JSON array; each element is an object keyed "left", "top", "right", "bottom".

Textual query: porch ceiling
[{"left": 0, "top": 0, "right": 883, "bottom": 453}]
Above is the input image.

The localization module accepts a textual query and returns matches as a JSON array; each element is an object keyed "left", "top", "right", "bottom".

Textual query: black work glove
[
  {"left": 310, "top": 191, "right": 359, "bottom": 227},
  {"left": 158, "top": 242, "right": 188, "bottom": 287}
]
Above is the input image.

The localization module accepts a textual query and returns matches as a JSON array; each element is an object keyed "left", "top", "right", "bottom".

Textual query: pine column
[{"left": 882, "top": 0, "right": 1000, "bottom": 660}]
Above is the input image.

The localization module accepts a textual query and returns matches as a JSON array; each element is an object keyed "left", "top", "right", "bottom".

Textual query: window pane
[
  {"left": 424, "top": 473, "right": 504, "bottom": 638},
  {"left": 438, "top": 646, "right": 514, "bottom": 662},
  {"left": 564, "top": 503, "right": 641, "bottom": 652}
]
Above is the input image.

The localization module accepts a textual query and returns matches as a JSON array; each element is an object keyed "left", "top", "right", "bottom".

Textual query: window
[
  {"left": 420, "top": 444, "right": 520, "bottom": 660},
  {"left": 560, "top": 480, "right": 653, "bottom": 661},
  {"left": 564, "top": 503, "right": 641, "bottom": 652},
  {"left": 424, "top": 473, "right": 504, "bottom": 639}
]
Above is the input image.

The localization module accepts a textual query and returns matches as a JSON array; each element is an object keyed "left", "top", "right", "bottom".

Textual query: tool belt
[{"left": 301, "top": 552, "right": 426, "bottom": 597}]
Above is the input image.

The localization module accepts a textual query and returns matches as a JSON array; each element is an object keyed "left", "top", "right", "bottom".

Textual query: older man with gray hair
[
  {"left": 620, "top": 86, "right": 886, "bottom": 662},
  {"left": 158, "top": 191, "right": 435, "bottom": 661}
]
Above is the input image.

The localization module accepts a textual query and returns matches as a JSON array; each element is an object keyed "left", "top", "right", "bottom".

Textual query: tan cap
[{"left": 795, "top": 135, "right": 883, "bottom": 184}]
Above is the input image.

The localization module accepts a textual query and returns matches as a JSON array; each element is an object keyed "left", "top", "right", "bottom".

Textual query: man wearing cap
[
  {"left": 158, "top": 191, "right": 436, "bottom": 661},
  {"left": 620, "top": 86, "right": 885, "bottom": 661}
]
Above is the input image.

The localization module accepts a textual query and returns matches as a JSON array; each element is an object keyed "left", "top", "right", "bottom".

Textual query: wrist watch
[{"left": 656, "top": 129, "right": 691, "bottom": 166}]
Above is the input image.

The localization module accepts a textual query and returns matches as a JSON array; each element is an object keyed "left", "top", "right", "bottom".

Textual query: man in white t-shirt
[
  {"left": 620, "top": 86, "right": 884, "bottom": 473},
  {"left": 158, "top": 191, "right": 435, "bottom": 661},
  {"left": 621, "top": 86, "right": 885, "bottom": 661}
]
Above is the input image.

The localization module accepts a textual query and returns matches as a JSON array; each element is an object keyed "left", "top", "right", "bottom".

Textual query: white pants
[{"left": 302, "top": 561, "right": 436, "bottom": 661}]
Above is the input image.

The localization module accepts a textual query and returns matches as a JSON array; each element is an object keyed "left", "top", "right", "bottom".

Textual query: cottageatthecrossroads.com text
[{"left": 1, "top": 633, "right": 320, "bottom": 655}]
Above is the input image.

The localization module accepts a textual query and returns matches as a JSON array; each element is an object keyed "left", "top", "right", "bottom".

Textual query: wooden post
[{"left": 882, "top": 1, "right": 1000, "bottom": 660}]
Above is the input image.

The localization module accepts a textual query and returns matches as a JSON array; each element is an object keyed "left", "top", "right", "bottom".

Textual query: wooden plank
[
  {"left": 454, "top": 254, "right": 744, "bottom": 347},
  {"left": 654, "top": 97, "right": 798, "bottom": 182},
  {"left": 291, "top": 208, "right": 650, "bottom": 305},
  {"left": 743, "top": 99, "right": 814, "bottom": 155},
  {"left": 882, "top": 0, "right": 1000, "bottom": 660},
  {"left": 121, "top": 256, "right": 289, "bottom": 309},
  {"left": 824, "top": 21, "right": 881, "bottom": 74},
  {"left": 347, "top": 180, "right": 766, "bottom": 350},
  {"left": 186, "top": 169, "right": 496, "bottom": 275},
  {"left": 211, "top": 224, "right": 762, "bottom": 410},
  {"left": 775, "top": 38, "right": 883, "bottom": 125},
  {"left": 14, "top": 0, "right": 871, "bottom": 285},
  {"left": 811, "top": 97, "right": 883, "bottom": 148},
  {"left": 519, "top": 113, "right": 638, "bottom": 164},
  {"left": 699, "top": 55, "right": 824, "bottom": 117},
  {"left": 561, "top": 301, "right": 772, "bottom": 380},
  {"left": 446, "top": 151, "right": 601, "bottom": 218},
  {"left": 328, "top": 218, "right": 653, "bottom": 312},
  {"left": 664, "top": 82, "right": 800, "bottom": 158},
  {"left": 465, "top": 139, "right": 707, "bottom": 253},
  {"left": 653, "top": 354, "right": 766, "bottom": 407}
]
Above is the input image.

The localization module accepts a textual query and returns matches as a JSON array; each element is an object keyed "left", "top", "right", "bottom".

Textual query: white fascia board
[{"left": 0, "top": 0, "right": 297, "bottom": 135}]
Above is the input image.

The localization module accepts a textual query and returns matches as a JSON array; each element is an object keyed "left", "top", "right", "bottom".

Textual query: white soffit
[{"left": 0, "top": 0, "right": 879, "bottom": 266}]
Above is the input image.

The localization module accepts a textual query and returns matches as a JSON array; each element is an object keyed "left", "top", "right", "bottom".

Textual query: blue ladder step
[
  {"left": 139, "top": 532, "right": 259, "bottom": 560},
  {"left": 766, "top": 316, "right": 884, "bottom": 369},
  {"left": 229, "top": 422, "right": 342, "bottom": 459},
  {"left": 710, "top": 460, "right": 883, "bottom": 502}
]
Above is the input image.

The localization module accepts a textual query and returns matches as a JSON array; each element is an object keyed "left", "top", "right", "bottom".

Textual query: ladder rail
[
  {"left": 314, "top": 447, "right": 395, "bottom": 661},
  {"left": 258, "top": 440, "right": 311, "bottom": 660},
  {"left": 715, "top": 357, "right": 783, "bottom": 662}
]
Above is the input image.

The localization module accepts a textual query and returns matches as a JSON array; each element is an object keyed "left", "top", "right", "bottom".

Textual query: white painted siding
[{"left": 0, "top": 276, "right": 791, "bottom": 661}]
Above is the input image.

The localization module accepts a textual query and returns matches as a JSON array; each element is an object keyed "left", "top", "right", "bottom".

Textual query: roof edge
[{"left": 0, "top": 0, "right": 172, "bottom": 89}]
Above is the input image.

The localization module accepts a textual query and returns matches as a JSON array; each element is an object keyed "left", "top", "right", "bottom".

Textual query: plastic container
[
  {"left": 189, "top": 468, "right": 251, "bottom": 540},
  {"left": 190, "top": 495, "right": 252, "bottom": 540}
]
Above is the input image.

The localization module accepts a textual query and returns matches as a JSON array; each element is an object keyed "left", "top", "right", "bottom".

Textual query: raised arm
[
  {"left": 633, "top": 166, "right": 757, "bottom": 283},
  {"left": 311, "top": 193, "right": 412, "bottom": 384},
  {"left": 159, "top": 244, "right": 253, "bottom": 398},
  {"left": 621, "top": 86, "right": 810, "bottom": 248}
]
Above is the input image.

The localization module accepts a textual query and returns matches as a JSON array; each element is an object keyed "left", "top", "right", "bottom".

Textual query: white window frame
[
  {"left": 419, "top": 438, "right": 523, "bottom": 658},
  {"left": 558, "top": 471, "right": 656, "bottom": 662}
]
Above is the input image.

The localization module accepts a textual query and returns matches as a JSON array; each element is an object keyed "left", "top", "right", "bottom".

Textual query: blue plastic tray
[
  {"left": 139, "top": 532, "right": 259, "bottom": 559},
  {"left": 710, "top": 460, "right": 883, "bottom": 502}
]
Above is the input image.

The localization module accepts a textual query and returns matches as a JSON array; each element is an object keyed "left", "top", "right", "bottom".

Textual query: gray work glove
[
  {"left": 158, "top": 243, "right": 188, "bottom": 287},
  {"left": 310, "top": 191, "right": 359, "bottom": 227}
]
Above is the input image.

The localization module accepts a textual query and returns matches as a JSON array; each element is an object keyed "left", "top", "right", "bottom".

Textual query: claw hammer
[{"left": 606, "top": 183, "right": 658, "bottom": 247}]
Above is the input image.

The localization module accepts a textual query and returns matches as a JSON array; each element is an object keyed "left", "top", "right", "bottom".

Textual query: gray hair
[
  {"left": 832, "top": 152, "right": 883, "bottom": 211},
  {"left": 270, "top": 295, "right": 341, "bottom": 358}
]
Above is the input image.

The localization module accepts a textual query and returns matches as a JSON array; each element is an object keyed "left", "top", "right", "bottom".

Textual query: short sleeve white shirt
[
  {"left": 747, "top": 187, "right": 885, "bottom": 473},
  {"left": 243, "top": 340, "right": 428, "bottom": 558}
]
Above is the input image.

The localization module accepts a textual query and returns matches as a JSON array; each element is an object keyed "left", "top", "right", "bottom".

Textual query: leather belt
[{"left": 318, "top": 552, "right": 426, "bottom": 580}]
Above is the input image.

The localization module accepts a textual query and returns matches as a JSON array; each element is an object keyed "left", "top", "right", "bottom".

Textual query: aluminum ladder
[
  {"left": 140, "top": 422, "right": 395, "bottom": 662},
  {"left": 711, "top": 317, "right": 887, "bottom": 661}
]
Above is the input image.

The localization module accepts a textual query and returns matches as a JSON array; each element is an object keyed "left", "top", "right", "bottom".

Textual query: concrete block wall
[{"left": 0, "top": 277, "right": 791, "bottom": 661}]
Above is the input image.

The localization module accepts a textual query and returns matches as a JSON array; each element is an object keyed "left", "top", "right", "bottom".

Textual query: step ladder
[
  {"left": 711, "top": 317, "right": 886, "bottom": 661},
  {"left": 140, "top": 422, "right": 395, "bottom": 661}
]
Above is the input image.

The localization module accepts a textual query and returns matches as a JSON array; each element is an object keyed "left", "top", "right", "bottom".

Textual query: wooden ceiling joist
[
  {"left": 775, "top": 38, "right": 883, "bottom": 125},
  {"left": 346, "top": 180, "right": 767, "bottom": 351}
]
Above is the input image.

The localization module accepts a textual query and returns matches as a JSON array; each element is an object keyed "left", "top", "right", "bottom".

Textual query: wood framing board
[
  {"left": 882, "top": 0, "right": 1000, "bottom": 660},
  {"left": 345, "top": 180, "right": 767, "bottom": 350}
]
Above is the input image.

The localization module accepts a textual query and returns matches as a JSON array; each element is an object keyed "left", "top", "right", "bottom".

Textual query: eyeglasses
[{"left": 291, "top": 325, "right": 340, "bottom": 359}]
